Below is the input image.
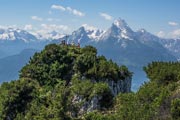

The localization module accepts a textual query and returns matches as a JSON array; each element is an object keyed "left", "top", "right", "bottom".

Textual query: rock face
[
  {"left": 106, "top": 77, "right": 132, "bottom": 96},
  {"left": 71, "top": 77, "right": 132, "bottom": 116},
  {"left": 72, "top": 95, "right": 102, "bottom": 116},
  {"left": 80, "top": 95, "right": 101, "bottom": 113}
]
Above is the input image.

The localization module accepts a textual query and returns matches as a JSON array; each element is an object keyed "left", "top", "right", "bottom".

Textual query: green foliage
[
  {"left": 111, "top": 62, "right": 180, "bottom": 120},
  {"left": 114, "top": 93, "right": 139, "bottom": 120},
  {"left": 20, "top": 44, "right": 75, "bottom": 86},
  {"left": 93, "top": 83, "right": 113, "bottom": 108},
  {"left": 71, "top": 79, "right": 113, "bottom": 110},
  {"left": 171, "top": 98, "right": 180, "bottom": 119},
  {"left": 1, "top": 42, "right": 180, "bottom": 120},
  {"left": 84, "top": 62, "right": 180, "bottom": 120},
  {"left": 0, "top": 78, "right": 39, "bottom": 120},
  {"left": 144, "top": 62, "right": 180, "bottom": 84},
  {"left": 81, "top": 45, "right": 97, "bottom": 55},
  {"left": 20, "top": 44, "right": 131, "bottom": 87},
  {"left": 96, "top": 59, "right": 118, "bottom": 80},
  {"left": 74, "top": 52, "right": 96, "bottom": 76},
  {"left": 1, "top": 43, "right": 180, "bottom": 120},
  {"left": 0, "top": 44, "right": 131, "bottom": 119},
  {"left": 84, "top": 111, "right": 116, "bottom": 120},
  {"left": 71, "top": 79, "right": 94, "bottom": 99}
]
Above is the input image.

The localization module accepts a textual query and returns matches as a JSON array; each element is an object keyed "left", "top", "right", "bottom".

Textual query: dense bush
[
  {"left": 83, "top": 62, "right": 180, "bottom": 120},
  {"left": 144, "top": 62, "right": 180, "bottom": 84},
  {"left": 20, "top": 44, "right": 131, "bottom": 87},
  {"left": 171, "top": 98, "right": 180, "bottom": 119},
  {"left": 0, "top": 44, "right": 131, "bottom": 119},
  {"left": 1, "top": 43, "right": 179, "bottom": 120}
]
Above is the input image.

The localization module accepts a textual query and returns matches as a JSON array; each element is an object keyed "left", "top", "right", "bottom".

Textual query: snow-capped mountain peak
[
  {"left": 74, "top": 24, "right": 105, "bottom": 41},
  {"left": 0, "top": 27, "right": 37, "bottom": 42},
  {"left": 113, "top": 18, "right": 129, "bottom": 30},
  {"left": 100, "top": 18, "right": 135, "bottom": 41}
]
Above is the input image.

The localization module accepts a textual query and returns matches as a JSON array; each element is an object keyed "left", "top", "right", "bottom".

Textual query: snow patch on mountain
[
  {"left": 136, "top": 28, "right": 160, "bottom": 42},
  {"left": 82, "top": 24, "right": 105, "bottom": 41},
  {"left": 0, "top": 18, "right": 179, "bottom": 61},
  {"left": 100, "top": 18, "right": 134, "bottom": 41},
  {"left": 0, "top": 28, "right": 37, "bottom": 42},
  {"left": 158, "top": 38, "right": 180, "bottom": 60}
]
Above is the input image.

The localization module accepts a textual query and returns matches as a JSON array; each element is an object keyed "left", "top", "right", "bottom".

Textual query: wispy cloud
[
  {"left": 47, "top": 18, "right": 61, "bottom": 22},
  {"left": 31, "top": 16, "right": 43, "bottom": 21},
  {"left": 170, "top": 29, "right": 180, "bottom": 38},
  {"left": 51, "top": 5, "right": 66, "bottom": 11},
  {"left": 41, "top": 24, "right": 69, "bottom": 31},
  {"left": 51, "top": 4, "right": 85, "bottom": 17},
  {"left": 157, "top": 29, "right": 180, "bottom": 39},
  {"left": 66, "top": 7, "right": 85, "bottom": 17},
  {"left": 168, "top": 21, "right": 178, "bottom": 26},
  {"left": 24, "top": 24, "right": 33, "bottom": 30},
  {"left": 99, "top": 13, "right": 113, "bottom": 21}
]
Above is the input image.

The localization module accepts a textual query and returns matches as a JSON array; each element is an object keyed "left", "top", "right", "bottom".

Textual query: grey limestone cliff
[{"left": 71, "top": 76, "right": 132, "bottom": 116}]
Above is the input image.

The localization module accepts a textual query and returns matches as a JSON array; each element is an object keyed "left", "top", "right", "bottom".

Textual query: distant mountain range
[
  {"left": 67, "top": 19, "right": 177, "bottom": 66},
  {"left": 0, "top": 18, "right": 179, "bottom": 90},
  {"left": 0, "top": 28, "right": 37, "bottom": 42},
  {"left": 0, "top": 49, "right": 37, "bottom": 83},
  {"left": 158, "top": 38, "right": 180, "bottom": 61}
]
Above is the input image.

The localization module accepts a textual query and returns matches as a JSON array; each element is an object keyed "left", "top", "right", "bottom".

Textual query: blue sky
[{"left": 0, "top": 0, "right": 180, "bottom": 38}]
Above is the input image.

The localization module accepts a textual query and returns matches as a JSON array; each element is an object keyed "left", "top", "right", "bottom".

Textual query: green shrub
[{"left": 171, "top": 98, "right": 180, "bottom": 119}]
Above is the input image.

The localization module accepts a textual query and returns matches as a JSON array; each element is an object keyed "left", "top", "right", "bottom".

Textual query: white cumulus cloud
[
  {"left": 51, "top": 4, "right": 85, "bottom": 17},
  {"left": 51, "top": 5, "right": 66, "bottom": 11},
  {"left": 31, "top": 16, "right": 43, "bottom": 21},
  {"left": 168, "top": 21, "right": 178, "bottom": 26},
  {"left": 66, "top": 7, "right": 85, "bottom": 17},
  {"left": 99, "top": 13, "right": 113, "bottom": 21}
]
